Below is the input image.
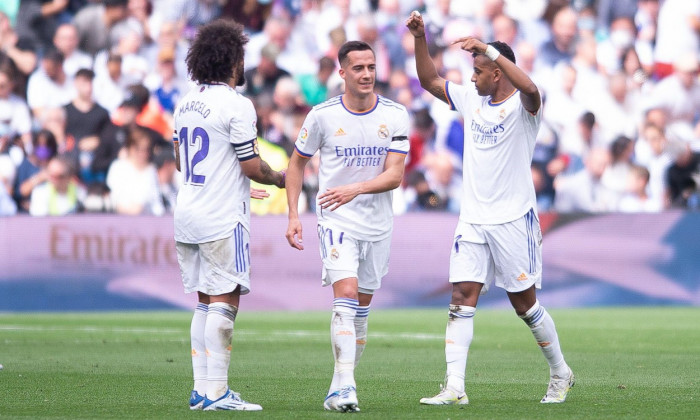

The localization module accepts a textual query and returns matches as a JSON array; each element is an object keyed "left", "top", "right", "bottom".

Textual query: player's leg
[
  {"left": 326, "top": 277, "right": 360, "bottom": 412},
  {"left": 492, "top": 210, "right": 573, "bottom": 403},
  {"left": 318, "top": 225, "right": 361, "bottom": 412},
  {"left": 176, "top": 241, "right": 208, "bottom": 410},
  {"left": 189, "top": 293, "right": 209, "bottom": 410},
  {"left": 354, "top": 292, "right": 372, "bottom": 367},
  {"left": 508, "top": 287, "right": 574, "bottom": 403},
  {"left": 353, "top": 237, "right": 390, "bottom": 368},
  {"left": 198, "top": 228, "right": 261, "bottom": 411},
  {"left": 421, "top": 225, "right": 491, "bottom": 405}
]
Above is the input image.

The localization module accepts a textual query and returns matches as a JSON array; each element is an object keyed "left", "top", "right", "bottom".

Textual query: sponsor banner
[{"left": 0, "top": 212, "right": 698, "bottom": 311}]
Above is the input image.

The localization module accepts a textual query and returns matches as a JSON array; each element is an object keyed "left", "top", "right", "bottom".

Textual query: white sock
[
  {"left": 354, "top": 305, "right": 370, "bottom": 367},
  {"left": 205, "top": 302, "right": 238, "bottom": 400},
  {"left": 444, "top": 305, "right": 475, "bottom": 393},
  {"left": 520, "top": 300, "right": 568, "bottom": 377},
  {"left": 190, "top": 302, "right": 208, "bottom": 395},
  {"left": 329, "top": 298, "right": 358, "bottom": 394}
]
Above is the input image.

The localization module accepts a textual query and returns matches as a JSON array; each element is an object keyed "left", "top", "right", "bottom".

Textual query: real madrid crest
[
  {"left": 377, "top": 124, "right": 389, "bottom": 139},
  {"left": 499, "top": 108, "right": 507, "bottom": 121},
  {"left": 331, "top": 248, "right": 340, "bottom": 260}
]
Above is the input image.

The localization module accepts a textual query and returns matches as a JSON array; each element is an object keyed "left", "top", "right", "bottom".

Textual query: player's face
[
  {"left": 340, "top": 49, "right": 376, "bottom": 98},
  {"left": 470, "top": 55, "right": 497, "bottom": 97}
]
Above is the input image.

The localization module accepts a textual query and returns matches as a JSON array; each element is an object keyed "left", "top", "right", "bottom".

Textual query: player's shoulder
[
  {"left": 311, "top": 95, "right": 343, "bottom": 114},
  {"left": 376, "top": 94, "right": 408, "bottom": 113}
]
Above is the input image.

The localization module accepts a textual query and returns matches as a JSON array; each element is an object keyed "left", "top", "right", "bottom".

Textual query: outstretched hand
[
  {"left": 405, "top": 10, "right": 425, "bottom": 38},
  {"left": 451, "top": 37, "right": 488, "bottom": 55}
]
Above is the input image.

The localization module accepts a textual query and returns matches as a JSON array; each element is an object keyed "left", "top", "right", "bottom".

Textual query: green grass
[{"left": 1, "top": 308, "right": 698, "bottom": 419}]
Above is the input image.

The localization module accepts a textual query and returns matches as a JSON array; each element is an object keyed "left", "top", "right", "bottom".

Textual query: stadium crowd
[{"left": 0, "top": 0, "right": 698, "bottom": 217}]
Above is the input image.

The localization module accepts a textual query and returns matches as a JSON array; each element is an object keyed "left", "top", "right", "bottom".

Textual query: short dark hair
[
  {"left": 186, "top": 19, "right": 248, "bottom": 84},
  {"left": 472, "top": 41, "right": 516, "bottom": 64},
  {"left": 338, "top": 40, "right": 374, "bottom": 66},
  {"left": 75, "top": 68, "right": 95, "bottom": 80}
]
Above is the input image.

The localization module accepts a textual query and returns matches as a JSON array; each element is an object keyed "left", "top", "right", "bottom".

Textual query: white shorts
[
  {"left": 449, "top": 209, "right": 542, "bottom": 294},
  {"left": 176, "top": 224, "right": 251, "bottom": 296},
  {"left": 317, "top": 224, "right": 390, "bottom": 294}
]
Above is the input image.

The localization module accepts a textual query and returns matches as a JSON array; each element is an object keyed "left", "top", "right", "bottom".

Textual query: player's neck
[
  {"left": 490, "top": 83, "right": 517, "bottom": 104},
  {"left": 341, "top": 92, "right": 377, "bottom": 113}
]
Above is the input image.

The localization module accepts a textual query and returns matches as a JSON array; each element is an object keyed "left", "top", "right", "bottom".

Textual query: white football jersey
[
  {"left": 445, "top": 81, "right": 541, "bottom": 224},
  {"left": 295, "top": 95, "right": 410, "bottom": 241},
  {"left": 173, "top": 83, "right": 258, "bottom": 243}
]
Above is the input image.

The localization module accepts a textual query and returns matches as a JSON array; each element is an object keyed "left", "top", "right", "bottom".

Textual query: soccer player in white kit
[
  {"left": 406, "top": 12, "right": 575, "bottom": 405},
  {"left": 173, "top": 20, "right": 285, "bottom": 412},
  {"left": 285, "top": 40, "right": 410, "bottom": 412}
]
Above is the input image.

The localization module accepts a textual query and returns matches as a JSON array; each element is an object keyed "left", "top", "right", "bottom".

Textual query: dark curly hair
[
  {"left": 472, "top": 41, "right": 516, "bottom": 64},
  {"left": 186, "top": 19, "right": 248, "bottom": 84}
]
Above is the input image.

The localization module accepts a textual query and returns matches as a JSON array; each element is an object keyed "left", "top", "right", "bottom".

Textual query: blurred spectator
[
  {"left": 596, "top": 16, "right": 637, "bottom": 76},
  {"left": 72, "top": 0, "right": 130, "bottom": 56},
  {"left": 13, "top": 129, "right": 59, "bottom": 212},
  {"left": 403, "top": 169, "right": 447, "bottom": 212},
  {"left": 644, "top": 52, "right": 700, "bottom": 133},
  {"left": 221, "top": 0, "right": 273, "bottom": 33},
  {"left": 39, "top": 106, "right": 72, "bottom": 153},
  {"left": 639, "top": 123, "right": 672, "bottom": 207},
  {"left": 666, "top": 143, "right": 700, "bottom": 209},
  {"left": 0, "top": 154, "right": 17, "bottom": 216},
  {"left": 653, "top": 0, "right": 700, "bottom": 79},
  {"left": 244, "top": 42, "right": 291, "bottom": 98},
  {"left": 154, "top": 147, "right": 177, "bottom": 213},
  {"left": 183, "top": 0, "right": 222, "bottom": 39},
  {"left": 634, "top": 0, "right": 659, "bottom": 74},
  {"left": 144, "top": 46, "right": 184, "bottom": 115},
  {"left": 250, "top": 137, "right": 289, "bottom": 215},
  {"left": 419, "top": 150, "right": 461, "bottom": 213},
  {"left": 617, "top": 164, "right": 661, "bottom": 212},
  {"left": 269, "top": 76, "right": 308, "bottom": 156},
  {"left": 15, "top": 0, "right": 70, "bottom": 53},
  {"left": 52, "top": 23, "right": 93, "bottom": 78},
  {"left": 0, "top": 10, "right": 38, "bottom": 82},
  {"left": 105, "top": 126, "right": 163, "bottom": 215},
  {"left": 141, "top": 20, "right": 189, "bottom": 84},
  {"left": 29, "top": 155, "right": 85, "bottom": 216},
  {"left": 127, "top": 0, "right": 156, "bottom": 45},
  {"left": 0, "top": 63, "right": 32, "bottom": 148},
  {"left": 93, "top": 89, "right": 166, "bottom": 178},
  {"left": 595, "top": 0, "right": 638, "bottom": 38},
  {"left": 94, "top": 26, "right": 148, "bottom": 85},
  {"left": 63, "top": 68, "right": 111, "bottom": 184},
  {"left": 406, "top": 106, "right": 435, "bottom": 175},
  {"left": 297, "top": 56, "right": 335, "bottom": 106},
  {"left": 114, "top": 83, "right": 171, "bottom": 141},
  {"left": 93, "top": 52, "right": 129, "bottom": 114},
  {"left": 26, "top": 48, "right": 74, "bottom": 120},
  {"left": 554, "top": 147, "right": 616, "bottom": 212},
  {"left": 536, "top": 6, "right": 578, "bottom": 70},
  {"left": 601, "top": 135, "right": 635, "bottom": 197}
]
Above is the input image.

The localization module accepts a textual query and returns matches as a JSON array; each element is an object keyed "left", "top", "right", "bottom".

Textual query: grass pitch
[{"left": 0, "top": 307, "right": 698, "bottom": 419}]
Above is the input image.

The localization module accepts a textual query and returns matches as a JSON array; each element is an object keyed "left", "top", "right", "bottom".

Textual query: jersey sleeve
[
  {"left": 388, "top": 107, "right": 410, "bottom": 155},
  {"left": 229, "top": 97, "right": 258, "bottom": 145},
  {"left": 294, "top": 109, "right": 321, "bottom": 158},
  {"left": 445, "top": 80, "right": 470, "bottom": 114},
  {"left": 229, "top": 97, "right": 259, "bottom": 161}
]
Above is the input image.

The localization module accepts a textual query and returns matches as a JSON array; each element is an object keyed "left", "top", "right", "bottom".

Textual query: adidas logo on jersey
[
  {"left": 334, "top": 128, "right": 347, "bottom": 136},
  {"left": 517, "top": 272, "right": 528, "bottom": 281}
]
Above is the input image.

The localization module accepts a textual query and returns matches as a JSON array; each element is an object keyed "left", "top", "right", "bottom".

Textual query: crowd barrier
[{"left": 0, "top": 211, "right": 698, "bottom": 311}]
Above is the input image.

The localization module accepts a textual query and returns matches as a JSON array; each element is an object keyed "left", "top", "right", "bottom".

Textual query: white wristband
[{"left": 484, "top": 45, "right": 500, "bottom": 61}]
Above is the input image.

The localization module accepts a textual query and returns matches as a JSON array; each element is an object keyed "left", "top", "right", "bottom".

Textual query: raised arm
[
  {"left": 406, "top": 11, "right": 448, "bottom": 103},
  {"left": 317, "top": 151, "right": 407, "bottom": 212},
  {"left": 452, "top": 36, "right": 541, "bottom": 113}
]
